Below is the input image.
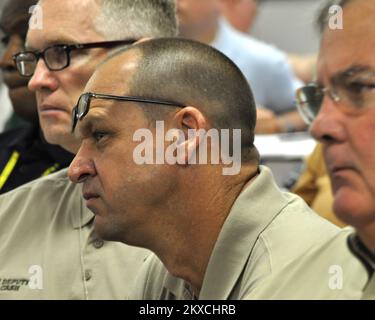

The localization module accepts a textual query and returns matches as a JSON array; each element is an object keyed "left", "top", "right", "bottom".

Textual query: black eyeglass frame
[
  {"left": 71, "top": 92, "right": 186, "bottom": 133},
  {"left": 12, "top": 39, "right": 138, "bottom": 77}
]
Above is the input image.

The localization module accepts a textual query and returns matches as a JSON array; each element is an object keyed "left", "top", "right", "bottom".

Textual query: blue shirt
[{"left": 212, "top": 20, "right": 303, "bottom": 113}]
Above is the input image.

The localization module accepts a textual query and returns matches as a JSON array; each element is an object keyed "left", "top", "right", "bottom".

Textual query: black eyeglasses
[
  {"left": 72, "top": 92, "right": 186, "bottom": 133},
  {"left": 296, "top": 69, "right": 375, "bottom": 124},
  {"left": 12, "top": 39, "right": 138, "bottom": 77}
]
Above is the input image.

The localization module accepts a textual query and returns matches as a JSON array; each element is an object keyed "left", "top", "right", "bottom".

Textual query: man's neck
[
  {"left": 154, "top": 167, "right": 258, "bottom": 297},
  {"left": 154, "top": 200, "right": 228, "bottom": 296}
]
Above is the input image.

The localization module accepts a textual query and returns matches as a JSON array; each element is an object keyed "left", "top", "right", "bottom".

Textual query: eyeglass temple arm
[
  {"left": 70, "top": 39, "right": 138, "bottom": 51},
  {"left": 91, "top": 93, "right": 185, "bottom": 108}
]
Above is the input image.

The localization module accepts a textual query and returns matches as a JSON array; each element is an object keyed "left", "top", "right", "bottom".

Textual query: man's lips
[
  {"left": 83, "top": 192, "right": 100, "bottom": 201},
  {"left": 325, "top": 153, "right": 357, "bottom": 175},
  {"left": 329, "top": 165, "right": 358, "bottom": 175},
  {"left": 39, "top": 104, "right": 67, "bottom": 113},
  {"left": 83, "top": 192, "right": 100, "bottom": 212}
]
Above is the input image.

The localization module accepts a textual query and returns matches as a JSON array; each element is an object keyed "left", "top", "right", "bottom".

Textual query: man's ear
[{"left": 173, "top": 106, "right": 208, "bottom": 164}]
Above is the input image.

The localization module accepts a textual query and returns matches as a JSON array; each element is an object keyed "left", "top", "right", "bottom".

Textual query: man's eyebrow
[
  {"left": 335, "top": 64, "right": 375, "bottom": 79},
  {"left": 25, "top": 41, "right": 60, "bottom": 51},
  {"left": 77, "top": 113, "right": 109, "bottom": 138},
  {"left": 25, "top": 38, "right": 78, "bottom": 51}
]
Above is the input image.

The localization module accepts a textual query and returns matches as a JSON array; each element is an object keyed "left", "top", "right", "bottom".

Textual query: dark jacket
[{"left": 0, "top": 124, "right": 73, "bottom": 194}]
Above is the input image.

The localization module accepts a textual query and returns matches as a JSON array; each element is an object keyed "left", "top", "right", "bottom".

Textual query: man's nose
[
  {"left": 28, "top": 59, "right": 59, "bottom": 92},
  {"left": 310, "top": 96, "right": 346, "bottom": 144},
  {"left": 68, "top": 147, "right": 97, "bottom": 184}
]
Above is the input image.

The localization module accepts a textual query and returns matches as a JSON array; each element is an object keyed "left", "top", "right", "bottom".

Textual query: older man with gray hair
[
  {"left": 0, "top": 0, "right": 177, "bottom": 299},
  {"left": 247, "top": 0, "right": 375, "bottom": 299}
]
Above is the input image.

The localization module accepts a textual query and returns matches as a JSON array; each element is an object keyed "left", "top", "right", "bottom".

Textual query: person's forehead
[
  {"left": 77, "top": 95, "right": 146, "bottom": 138},
  {"left": 26, "top": 0, "right": 103, "bottom": 49},
  {"left": 317, "top": 2, "right": 375, "bottom": 80},
  {"left": 77, "top": 52, "right": 145, "bottom": 134},
  {"left": 85, "top": 50, "right": 141, "bottom": 94}
]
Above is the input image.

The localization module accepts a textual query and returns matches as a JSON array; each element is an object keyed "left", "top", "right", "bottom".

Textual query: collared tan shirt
[
  {"left": 0, "top": 169, "right": 149, "bottom": 299},
  {"left": 246, "top": 229, "right": 369, "bottom": 300},
  {"left": 347, "top": 234, "right": 375, "bottom": 300},
  {"left": 363, "top": 276, "right": 375, "bottom": 300},
  {"left": 130, "top": 166, "right": 340, "bottom": 300}
]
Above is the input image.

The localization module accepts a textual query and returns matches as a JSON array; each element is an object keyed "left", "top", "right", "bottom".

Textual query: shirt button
[
  {"left": 84, "top": 270, "right": 92, "bottom": 281},
  {"left": 93, "top": 239, "right": 104, "bottom": 249}
]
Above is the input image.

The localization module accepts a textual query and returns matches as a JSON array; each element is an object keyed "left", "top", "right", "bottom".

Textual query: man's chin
[
  {"left": 93, "top": 215, "right": 122, "bottom": 242},
  {"left": 333, "top": 190, "right": 374, "bottom": 227},
  {"left": 40, "top": 125, "right": 76, "bottom": 150}
]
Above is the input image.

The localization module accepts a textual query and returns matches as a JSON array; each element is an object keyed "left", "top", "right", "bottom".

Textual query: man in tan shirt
[
  {"left": 68, "top": 38, "right": 340, "bottom": 300},
  {"left": 0, "top": 0, "right": 178, "bottom": 299},
  {"left": 247, "top": 0, "right": 375, "bottom": 299}
]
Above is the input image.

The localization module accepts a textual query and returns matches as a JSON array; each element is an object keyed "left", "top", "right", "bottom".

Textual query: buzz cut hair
[{"left": 105, "top": 38, "right": 259, "bottom": 162}]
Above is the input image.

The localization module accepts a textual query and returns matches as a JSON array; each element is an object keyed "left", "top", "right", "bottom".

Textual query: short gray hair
[{"left": 95, "top": 0, "right": 178, "bottom": 40}]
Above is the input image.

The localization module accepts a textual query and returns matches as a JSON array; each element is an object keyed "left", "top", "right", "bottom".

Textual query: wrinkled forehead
[
  {"left": 26, "top": 0, "right": 104, "bottom": 49},
  {"left": 317, "top": 1, "right": 375, "bottom": 80},
  {"left": 84, "top": 49, "right": 141, "bottom": 95}
]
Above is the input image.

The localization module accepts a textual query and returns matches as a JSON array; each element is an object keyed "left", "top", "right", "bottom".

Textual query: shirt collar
[
  {"left": 198, "top": 165, "right": 289, "bottom": 299},
  {"left": 347, "top": 233, "right": 375, "bottom": 279}
]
